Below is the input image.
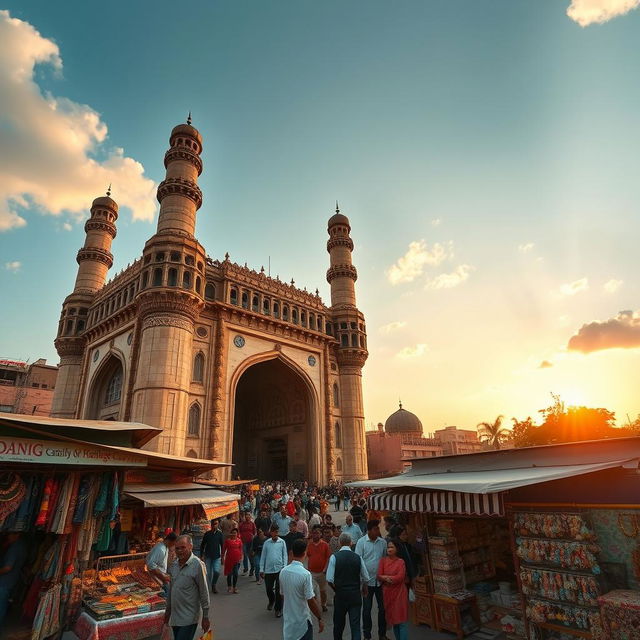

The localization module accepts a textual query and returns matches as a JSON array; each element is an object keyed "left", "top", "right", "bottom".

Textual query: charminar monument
[{"left": 50, "top": 117, "right": 368, "bottom": 482}]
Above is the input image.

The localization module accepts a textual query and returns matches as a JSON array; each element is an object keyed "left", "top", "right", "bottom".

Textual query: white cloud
[
  {"left": 518, "top": 242, "right": 534, "bottom": 253},
  {"left": 62, "top": 221, "right": 73, "bottom": 231},
  {"left": 379, "top": 321, "right": 407, "bottom": 334},
  {"left": 559, "top": 278, "right": 589, "bottom": 296},
  {"left": 397, "top": 343, "right": 428, "bottom": 359},
  {"left": 567, "top": 0, "right": 640, "bottom": 26},
  {"left": 425, "top": 264, "right": 474, "bottom": 290},
  {"left": 5, "top": 261, "right": 21, "bottom": 272},
  {"left": 431, "top": 218, "right": 441, "bottom": 227},
  {"left": 0, "top": 10, "right": 157, "bottom": 231},
  {"left": 386, "top": 240, "right": 453, "bottom": 285},
  {"left": 604, "top": 278, "right": 623, "bottom": 294}
]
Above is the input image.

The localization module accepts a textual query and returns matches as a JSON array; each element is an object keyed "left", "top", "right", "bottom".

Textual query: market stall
[
  {"left": 0, "top": 413, "right": 231, "bottom": 640},
  {"left": 351, "top": 436, "right": 640, "bottom": 640}
]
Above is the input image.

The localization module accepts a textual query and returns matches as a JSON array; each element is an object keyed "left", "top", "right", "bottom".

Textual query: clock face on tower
[{"left": 233, "top": 335, "right": 245, "bottom": 348}]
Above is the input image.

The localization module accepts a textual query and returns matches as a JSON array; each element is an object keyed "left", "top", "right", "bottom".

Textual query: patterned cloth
[{"left": 73, "top": 610, "right": 165, "bottom": 640}]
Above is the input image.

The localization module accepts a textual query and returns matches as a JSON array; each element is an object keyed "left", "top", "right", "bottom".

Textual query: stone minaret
[
  {"left": 132, "top": 116, "right": 206, "bottom": 455},
  {"left": 51, "top": 190, "right": 118, "bottom": 417},
  {"left": 326, "top": 204, "right": 368, "bottom": 479}
]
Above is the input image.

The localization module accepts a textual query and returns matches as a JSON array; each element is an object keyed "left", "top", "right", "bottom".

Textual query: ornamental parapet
[
  {"left": 76, "top": 247, "right": 113, "bottom": 268},
  {"left": 326, "top": 236, "right": 354, "bottom": 252},
  {"left": 326, "top": 264, "right": 358, "bottom": 284},
  {"left": 85, "top": 219, "right": 117, "bottom": 238},
  {"left": 164, "top": 148, "right": 203, "bottom": 175},
  {"left": 54, "top": 335, "right": 86, "bottom": 358},
  {"left": 136, "top": 288, "right": 203, "bottom": 322},
  {"left": 156, "top": 177, "right": 203, "bottom": 210}
]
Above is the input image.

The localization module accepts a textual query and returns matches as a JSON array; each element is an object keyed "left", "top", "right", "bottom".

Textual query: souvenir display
[
  {"left": 429, "top": 537, "right": 466, "bottom": 595},
  {"left": 516, "top": 538, "right": 600, "bottom": 573},
  {"left": 598, "top": 589, "right": 640, "bottom": 640},
  {"left": 520, "top": 567, "right": 600, "bottom": 606},
  {"left": 526, "top": 598, "right": 604, "bottom": 636},
  {"left": 514, "top": 513, "right": 596, "bottom": 541},
  {"left": 81, "top": 555, "right": 165, "bottom": 621}
]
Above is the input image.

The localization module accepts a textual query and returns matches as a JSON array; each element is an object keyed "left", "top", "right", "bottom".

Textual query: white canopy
[
  {"left": 349, "top": 459, "right": 637, "bottom": 494},
  {"left": 123, "top": 483, "right": 240, "bottom": 507}
]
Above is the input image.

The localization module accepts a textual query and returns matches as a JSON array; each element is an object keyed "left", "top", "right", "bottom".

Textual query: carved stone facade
[{"left": 51, "top": 119, "right": 369, "bottom": 482}]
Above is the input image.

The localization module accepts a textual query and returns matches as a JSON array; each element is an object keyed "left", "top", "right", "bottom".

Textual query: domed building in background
[{"left": 365, "top": 402, "right": 483, "bottom": 478}]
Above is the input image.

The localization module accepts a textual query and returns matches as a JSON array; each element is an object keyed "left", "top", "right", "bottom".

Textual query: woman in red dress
[
  {"left": 377, "top": 539, "right": 409, "bottom": 640},
  {"left": 222, "top": 528, "right": 243, "bottom": 593}
]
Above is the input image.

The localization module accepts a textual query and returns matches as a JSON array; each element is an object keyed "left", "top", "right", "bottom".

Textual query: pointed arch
[
  {"left": 86, "top": 352, "right": 125, "bottom": 420},
  {"left": 333, "top": 383, "right": 340, "bottom": 408},
  {"left": 335, "top": 421, "right": 342, "bottom": 448},
  {"left": 336, "top": 457, "right": 343, "bottom": 472},
  {"left": 188, "top": 402, "right": 201, "bottom": 437},
  {"left": 193, "top": 352, "right": 205, "bottom": 383}
]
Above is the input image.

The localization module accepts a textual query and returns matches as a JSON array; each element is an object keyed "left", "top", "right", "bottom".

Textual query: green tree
[{"left": 477, "top": 414, "right": 510, "bottom": 450}]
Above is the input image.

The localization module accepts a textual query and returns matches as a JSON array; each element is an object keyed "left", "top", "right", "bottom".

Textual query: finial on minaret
[
  {"left": 224, "top": 252, "right": 230, "bottom": 261},
  {"left": 399, "top": 399, "right": 403, "bottom": 410},
  {"left": 187, "top": 111, "right": 192, "bottom": 126},
  {"left": 106, "top": 184, "right": 112, "bottom": 197},
  {"left": 335, "top": 200, "right": 340, "bottom": 213}
]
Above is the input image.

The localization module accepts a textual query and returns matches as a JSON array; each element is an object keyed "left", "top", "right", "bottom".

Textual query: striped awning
[{"left": 368, "top": 489, "right": 505, "bottom": 517}]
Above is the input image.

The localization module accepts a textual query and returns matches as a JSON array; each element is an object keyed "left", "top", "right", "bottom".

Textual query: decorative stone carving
[
  {"left": 336, "top": 349, "right": 368, "bottom": 368},
  {"left": 137, "top": 290, "right": 203, "bottom": 321},
  {"left": 326, "top": 264, "right": 358, "bottom": 284},
  {"left": 156, "top": 177, "right": 203, "bottom": 210},
  {"left": 76, "top": 247, "right": 113, "bottom": 268},
  {"left": 54, "top": 336, "right": 85, "bottom": 357},
  {"left": 326, "top": 236, "right": 354, "bottom": 252},
  {"left": 164, "top": 148, "right": 203, "bottom": 175},
  {"left": 142, "top": 314, "right": 194, "bottom": 332},
  {"left": 85, "top": 219, "right": 117, "bottom": 238}
]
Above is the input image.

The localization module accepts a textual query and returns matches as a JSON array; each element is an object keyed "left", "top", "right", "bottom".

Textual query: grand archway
[
  {"left": 85, "top": 354, "right": 124, "bottom": 420},
  {"left": 232, "top": 358, "right": 313, "bottom": 480}
]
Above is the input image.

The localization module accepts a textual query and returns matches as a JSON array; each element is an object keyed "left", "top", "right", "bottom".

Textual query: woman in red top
[
  {"left": 222, "top": 528, "right": 243, "bottom": 593},
  {"left": 377, "top": 539, "right": 409, "bottom": 640}
]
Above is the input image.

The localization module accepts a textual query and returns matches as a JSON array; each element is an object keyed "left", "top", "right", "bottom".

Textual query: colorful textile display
[
  {"left": 599, "top": 590, "right": 640, "bottom": 640},
  {"left": 0, "top": 471, "right": 26, "bottom": 521},
  {"left": 31, "top": 582, "right": 62, "bottom": 640},
  {"left": 34, "top": 477, "right": 55, "bottom": 527},
  {"left": 73, "top": 610, "right": 165, "bottom": 640}
]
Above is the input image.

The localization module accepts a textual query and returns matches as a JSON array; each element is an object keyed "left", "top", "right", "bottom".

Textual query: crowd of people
[{"left": 152, "top": 481, "right": 418, "bottom": 640}]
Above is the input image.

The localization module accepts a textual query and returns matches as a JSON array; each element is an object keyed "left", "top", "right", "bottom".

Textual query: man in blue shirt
[
  {"left": 200, "top": 519, "right": 224, "bottom": 593},
  {"left": 355, "top": 520, "right": 389, "bottom": 640},
  {"left": 342, "top": 514, "right": 363, "bottom": 547},
  {"left": 0, "top": 533, "right": 28, "bottom": 627},
  {"left": 260, "top": 524, "right": 288, "bottom": 618},
  {"left": 272, "top": 505, "right": 292, "bottom": 534}
]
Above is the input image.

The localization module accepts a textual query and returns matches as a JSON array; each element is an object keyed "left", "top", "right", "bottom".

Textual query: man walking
[
  {"left": 239, "top": 512, "right": 257, "bottom": 576},
  {"left": 260, "top": 524, "right": 288, "bottom": 618},
  {"left": 327, "top": 533, "right": 370, "bottom": 640},
  {"left": 355, "top": 520, "right": 389, "bottom": 640},
  {"left": 200, "top": 519, "right": 223, "bottom": 593},
  {"left": 342, "top": 514, "right": 362, "bottom": 547},
  {"left": 295, "top": 510, "right": 309, "bottom": 538},
  {"left": 164, "top": 535, "right": 210, "bottom": 640},
  {"left": 280, "top": 539, "right": 324, "bottom": 640},
  {"left": 273, "top": 504, "right": 293, "bottom": 534},
  {"left": 255, "top": 506, "right": 272, "bottom": 536},
  {"left": 146, "top": 532, "right": 177, "bottom": 589},
  {"left": 284, "top": 520, "right": 305, "bottom": 562},
  {"left": 306, "top": 525, "right": 331, "bottom": 612}
]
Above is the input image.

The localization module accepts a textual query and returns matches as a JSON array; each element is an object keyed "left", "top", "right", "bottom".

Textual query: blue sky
[{"left": 1, "top": 1, "right": 640, "bottom": 429}]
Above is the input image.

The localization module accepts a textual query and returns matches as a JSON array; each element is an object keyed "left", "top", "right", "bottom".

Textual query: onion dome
[
  {"left": 384, "top": 402, "right": 423, "bottom": 435},
  {"left": 91, "top": 185, "right": 118, "bottom": 212},
  {"left": 170, "top": 112, "right": 203, "bottom": 146},
  {"left": 328, "top": 201, "right": 350, "bottom": 229}
]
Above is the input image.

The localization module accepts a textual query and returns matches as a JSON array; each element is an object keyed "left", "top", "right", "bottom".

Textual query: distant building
[
  {"left": 434, "top": 425, "right": 484, "bottom": 456},
  {"left": 0, "top": 358, "right": 58, "bottom": 416},
  {"left": 366, "top": 403, "right": 443, "bottom": 478}
]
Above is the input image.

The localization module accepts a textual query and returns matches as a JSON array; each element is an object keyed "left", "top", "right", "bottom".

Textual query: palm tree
[{"left": 477, "top": 415, "right": 510, "bottom": 450}]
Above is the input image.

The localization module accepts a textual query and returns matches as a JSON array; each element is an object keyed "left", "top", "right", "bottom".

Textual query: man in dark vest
[{"left": 326, "top": 533, "right": 370, "bottom": 640}]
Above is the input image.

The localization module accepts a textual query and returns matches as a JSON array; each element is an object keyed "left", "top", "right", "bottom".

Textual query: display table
[
  {"left": 598, "top": 590, "right": 640, "bottom": 640},
  {"left": 73, "top": 610, "right": 165, "bottom": 640},
  {"left": 433, "top": 593, "right": 480, "bottom": 639}
]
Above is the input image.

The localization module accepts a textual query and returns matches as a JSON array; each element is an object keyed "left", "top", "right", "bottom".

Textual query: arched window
[
  {"left": 105, "top": 369, "right": 122, "bottom": 405},
  {"left": 188, "top": 403, "right": 201, "bottom": 437},
  {"left": 273, "top": 302, "right": 280, "bottom": 319},
  {"left": 142, "top": 271, "right": 149, "bottom": 288},
  {"left": 333, "top": 384, "right": 340, "bottom": 407},
  {"left": 263, "top": 298, "right": 270, "bottom": 314},
  {"left": 340, "top": 334, "right": 348, "bottom": 347},
  {"left": 351, "top": 333, "right": 358, "bottom": 347},
  {"left": 292, "top": 309, "right": 298, "bottom": 324},
  {"left": 230, "top": 288, "right": 238, "bottom": 305},
  {"left": 301, "top": 311, "right": 307, "bottom": 327},
  {"left": 168, "top": 268, "right": 178, "bottom": 286},
  {"left": 252, "top": 296, "right": 259, "bottom": 312},
  {"left": 193, "top": 353, "right": 204, "bottom": 383},
  {"left": 204, "top": 282, "right": 215, "bottom": 300},
  {"left": 336, "top": 457, "right": 343, "bottom": 472},
  {"left": 335, "top": 422, "right": 342, "bottom": 448},
  {"left": 360, "top": 335, "right": 365, "bottom": 347},
  {"left": 186, "top": 449, "right": 198, "bottom": 459},
  {"left": 170, "top": 251, "right": 180, "bottom": 262},
  {"left": 152, "top": 268, "right": 163, "bottom": 287},
  {"left": 183, "top": 270, "right": 192, "bottom": 288},
  {"left": 309, "top": 315, "right": 316, "bottom": 330},
  {"left": 241, "top": 291, "right": 249, "bottom": 309},
  {"left": 282, "top": 305, "right": 289, "bottom": 321}
]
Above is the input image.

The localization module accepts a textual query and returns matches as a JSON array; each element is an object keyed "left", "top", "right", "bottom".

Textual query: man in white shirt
[
  {"left": 260, "top": 524, "right": 288, "bottom": 617},
  {"left": 341, "top": 514, "right": 362, "bottom": 547},
  {"left": 355, "top": 520, "right": 389, "bottom": 640},
  {"left": 280, "top": 539, "right": 324, "bottom": 640}
]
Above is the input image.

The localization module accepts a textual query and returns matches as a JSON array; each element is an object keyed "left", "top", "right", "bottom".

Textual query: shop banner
[
  {"left": 203, "top": 500, "right": 239, "bottom": 520},
  {"left": 0, "top": 436, "right": 147, "bottom": 467}
]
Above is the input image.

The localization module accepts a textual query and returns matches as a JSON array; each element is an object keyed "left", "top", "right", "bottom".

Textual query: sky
[{"left": 1, "top": 0, "right": 640, "bottom": 432}]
